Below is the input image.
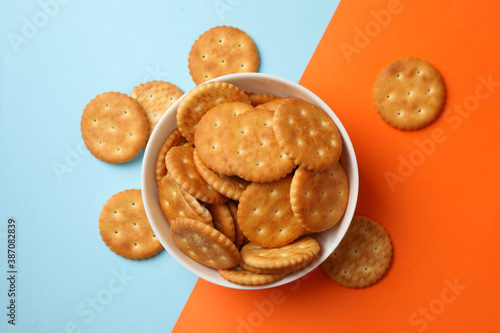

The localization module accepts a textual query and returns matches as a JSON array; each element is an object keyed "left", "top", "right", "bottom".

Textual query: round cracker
[
  {"left": 170, "top": 217, "right": 240, "bottom": 269},
  {"left": 290, "top": 163, "right": 349, "bottom": 233},
  {"left": 194, "top": 101, "right": 255, "bottom": 175},
  {"left": 154, "top": 128, "right": 186, "bottom": 186},
  {"left": 218, "top": 266, "right": 285, "bottom": 286},
  {"left": 373, "top": 57, "right": 446, "bottom": 130},
  {"left": 240, "top": 237, "right": 320, "bottom": 270},
  {"left": 188, "top": 25, "right": 259, "bottom": 85},
  {"left": 248, "top": 93, "right": 279, "bottom": 106},
  {"left": 237, "top": 175, "right": 306, "bottom": 248},
  {"left": 227, "top": 200, "right": 246, "bottom": 250},
  {"left": 221, "top": 108, "right": 295, "bottom": 183},
  {"left": 255, "top": 97, "right": 291, "bottom": 111},
  {"left": 176, "top": 81, "right": 250, "bottom": 142},
  {"left": 99, "top": 189, "right": 163, "bottom": 259},
  {"left": 165, "top": 146, "right": 228, "bottom": 204},
  {"left": 207, "top": 203, "right": 236, "bottom": 243},
  {"left": 193, "top": 149, "right": 250, "bottom": 201},
  {"left": 158, "top": 173, "right": 212, "bottom": 226},
  {"left": 322, "top": 215, "right": 393, "bottom": 288},
  {"left": 131, "top": 80, "right": 183, "bottom": 140},
  {"left": 81, "top": 92, "right": 148, "bottom": 163},
  {"left": 273, "top": 97, "right": 342, "bottom": 171}
]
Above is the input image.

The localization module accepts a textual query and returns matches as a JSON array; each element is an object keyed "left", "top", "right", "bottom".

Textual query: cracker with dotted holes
[
  {"left": 207, "top": 203, "right": 236, "bottom": 243},
  {"left": 188, "top": 25, "right": 259, "bottom": 85},
  {"left": 170, "top": 217, "right": 240, "bottom": 269},
  {"left": 240, "top": 236, "right": 320, "bottom": 270},
  {"left": 81, "top": 92, "right": 148, "bottom": 163},
  {"left": 373, "top": 57, "right": 446, "bottom": 130},
  {"left": 131, "top": 81, "right": 183, "bottom": 140},
  {"left": 99, "top": 189, "right": 163, "bottom": 259},
  {"left": 193, "top": 149, "right": 250, "bottom": 201},
  {"left": 158, "top": 173, "right": 213, "bottom": 226},
  {"left": 237, "top": 175, "right": 306, "bottom": 248},
  {"left": 322, "top": 215, "right": 393, "bottom": 288},
  {"left": 176, "top": 81, "right": 250, "bottom": 142},
  {"left": 166, "top": 146, "right": 228, "bottom": 204},
  {"left": 221, "top": 108, "right": 295, "bottom": 183},
  {"left": 255, "top": 97, "right": 291, "bottom": 111},
  {"left": 219, "top": 265, "right": 285, "bottom": 286},
  {"left": 290, "top": 163, "right": 349, "bottom": 233},
  {"left": 154, "top": 128, "right": 186, "bottom": 186},
  {"left": 194, "top": 101, "right": 255, "bottom": 176},
  {"left": 273, "top": 97, "right": 342, "bottom": 171}
]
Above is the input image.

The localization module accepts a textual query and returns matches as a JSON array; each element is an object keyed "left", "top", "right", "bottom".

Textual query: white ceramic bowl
[{"left": 141, "top": 73, "right": 359, "bottom": 289}]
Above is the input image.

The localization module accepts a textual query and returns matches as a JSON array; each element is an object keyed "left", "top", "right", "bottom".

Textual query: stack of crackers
[{"left": 155, "top": 79, "right": 350, "bottom": 286}]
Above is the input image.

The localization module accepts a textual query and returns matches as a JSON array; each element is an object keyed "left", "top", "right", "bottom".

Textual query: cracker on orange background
[
  {"left": 373, "top": 57, "right": 446, "bottom": 130},
  {"left": 165, "top": 146, "right": 228, "bottom": 204},
  {"left": 81, "top": 92, "right": 148, "bottom": 163},
  {"left": 130, "top": 80, "right": 183, "bottom": 139},
  {"left": 176, "top": 81, "right": 250, "bottom": 142},
  {"left": 194, "top": 101, "right": 254, "bottom": 176},
  {"left": 154, "top": 128, "right": 186, "bottom": 186},
  {"left": 322, "top": 215, "right": 393, "bottom": 288},
  {"left": 240, "top": 236, "right": 319, "bottom": 270},
  {"left": 207, "top": 203, "right": 236, "bottom": 243},
  {"left": 188, "top": 25, "right": 259, "bottom": 85},
  {"left": 273, "top": 97, "right": 342, "bottom": 171},
  {"left": 99, "top": 189, "right": 163, "bottom": 259},
  {"left": 157, "top": 173, "right": 212, "bottom": 226},
  {"left": 237, "top": 175, "right": 306, "bottom": 248},
  {"left": 219, "top": 265, "right": 285, "bottom": 286},
  {"left": 290, "top": 163, "right": 349, "bottom": 232},
  {"left": 193, "top": 149, "right": 250, "bottom": 201},
  {"left": 221, "top": 108, "right": 295, "bottom": 183},
  {"left": 170, "top": 217, "right": 240, "bottom": 269}
]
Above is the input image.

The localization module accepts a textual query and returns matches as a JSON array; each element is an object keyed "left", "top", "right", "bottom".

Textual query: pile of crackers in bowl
[{"left": 142, "top": 72, "right": 359, "bottom": 288}]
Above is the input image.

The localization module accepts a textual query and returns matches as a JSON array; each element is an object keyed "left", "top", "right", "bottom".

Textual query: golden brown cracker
[
  {"left": 221, "top": 108, "right": 295, "bottom": 183},
  {"left": 188, "top": 25, "right": 259, "bottom": 85},
  {"left": 322, "top": 215, "right": 393, "bottom": 288},
  {"left": 273, "top": 97, "right": 342, "bottom": 171},
  {"left": 227, "top": 200, "right": 246, "bottom": 249},
  {"left": 165, "top": 146, "right": 228, "bottom": 204},
  {"left": 99, "top": 189, "right": 162, "bottom": 259},
  {"left": 255, "top": 97, "right": 291, "bottom": 111},
  {"left": 290, "top": 163, "right": 349, "bottom": 232},
  {"left": 194, "top": 101, "right": 255, "bottom": 176},
  {"left": 158, "top": 173, "right": 212, "bottom": 225},
  {"left": 237, "top": 175, "right": 306, "bottom": 248},
  {"left": 131, "top": 81, "right": 183, "bottom": 139},
  {"left": 240, "top": 237, "right": 320, "bottom": 270},
  {"left": 373, "top": 57, "right": 446, "bottom": 130},
  {"left": 81, "top": 92, "right": 148, "bottom": 163},
  {"left": 249, "top": 93, "right": 279, "bottom": 106},
  {"left": 206, "top": 203, "right": 236, "bottom": 243},
  {"left": 170, "top": 217, "right": 240, "bottom": 269},
  {"left": 193, "top": 149, "right": 250, "bottom": 201},
  {"left": 219, "top": 265, "right": 285, "bottom": 286},
  {"left": 176, "top": 81, "right": 250, "bottom": 142},
  {"left": 154, "top": 128, "right": 186, "bottom": 186}
]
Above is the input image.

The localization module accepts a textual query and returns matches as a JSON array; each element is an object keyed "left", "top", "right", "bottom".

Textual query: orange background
[{"left": 173, "top": 0, "right": 500, "bottom": 332}]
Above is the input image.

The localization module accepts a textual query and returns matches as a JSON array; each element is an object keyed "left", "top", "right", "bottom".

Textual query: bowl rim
[{"left": 141, "top": 72, "right": 359, "bottom": 289}]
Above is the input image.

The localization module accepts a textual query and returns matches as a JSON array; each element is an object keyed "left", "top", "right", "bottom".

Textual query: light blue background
[{"left": 0, "top": 0, "right": 339, "bottom": 332}]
